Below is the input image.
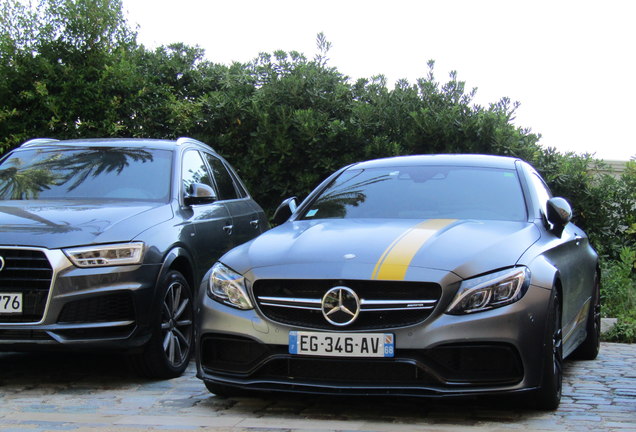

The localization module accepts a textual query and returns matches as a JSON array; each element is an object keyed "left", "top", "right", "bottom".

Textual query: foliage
[
  {"left": 601, "top": 247, "right": 636, "bottom": 316},
  {"left": 1, "top": 1, "right": 635, "bottom": 305},
  {"left": 603, "top": 315, "right": 636, "bottom": 344},
  {"left": 600, "top": 247, "right": 636, "bottom": 343},
  {"left": 531, "top": 154, "right": 636, "bottom": 260}
]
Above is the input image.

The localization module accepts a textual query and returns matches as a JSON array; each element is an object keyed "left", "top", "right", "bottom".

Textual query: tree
[{"left": 0, "top": 0, "right": 137, "bottom": 150}]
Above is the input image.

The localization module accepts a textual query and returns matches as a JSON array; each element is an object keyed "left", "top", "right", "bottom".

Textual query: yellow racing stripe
[{"left": 372, "top": 219, "right": 456, "bottom": 280}]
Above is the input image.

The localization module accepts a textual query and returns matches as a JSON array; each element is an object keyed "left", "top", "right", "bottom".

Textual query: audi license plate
[
  {"left": 0, "top": 293, "right": 23, "bottom": 314},
  {"left": 289, "top": 331, "right": 394, "bottom": 357}
]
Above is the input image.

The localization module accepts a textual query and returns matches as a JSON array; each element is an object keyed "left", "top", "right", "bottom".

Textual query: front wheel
[
  {"left": 129, "top": 270, "right": 194, "bottom": 378},
  {"left": 533, "top": 289, "right": 563, "bottom": 410}
]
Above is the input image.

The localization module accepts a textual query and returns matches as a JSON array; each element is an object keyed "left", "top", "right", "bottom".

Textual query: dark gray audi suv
[{"left": 0, "top": 137, "right": 267, "bottom": 378}]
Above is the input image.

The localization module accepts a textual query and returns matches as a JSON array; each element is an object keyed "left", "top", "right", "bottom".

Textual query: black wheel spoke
[
  {"left": 174, "top": 298, "right": 190, "bottom": 321},
  {"left": 162, "top": 330, "right": 172, "bottom": 351},
  {"left": 172, "top": 334, "right": 183, "bottom": 363},
  {"left": 172, "top": 284, "right": 182, "bottom": 315},
  {"left": 173, "top": 327, "right": 190, "bottom": 348}
]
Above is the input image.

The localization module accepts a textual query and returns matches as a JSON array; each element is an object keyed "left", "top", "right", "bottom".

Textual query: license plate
[
  {"left": 289, "top": 331, "right": 394, "bottom": 357},
  {"left": 0, "top": 293, "right": 22, "bottom": 314}
]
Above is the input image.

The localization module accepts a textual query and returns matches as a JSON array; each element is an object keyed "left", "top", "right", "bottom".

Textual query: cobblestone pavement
[{"left": 0, "top": 342, "right": 634, "bottom": 432}]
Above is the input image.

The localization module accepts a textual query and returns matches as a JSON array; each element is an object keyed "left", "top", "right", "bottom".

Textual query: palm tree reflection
[
  {"left": 0, "top": 148, "right": 155, "bottom": 200},
  {"left": 308, "top": 171, "right": 391, "bottom": 218}
]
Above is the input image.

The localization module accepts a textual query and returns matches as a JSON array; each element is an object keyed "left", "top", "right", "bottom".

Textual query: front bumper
[
  {"left": 0, "top": 248, "right": 160, "bottom": 350},
  {"left": 195, "top": 283, "right": 552, "bottom": 397}
]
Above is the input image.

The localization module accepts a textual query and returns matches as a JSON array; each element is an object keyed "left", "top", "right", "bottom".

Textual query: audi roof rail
[
  {"left": 21, "top": 138, "right": 60, "bottom": 148},
  {"left": 176, "top": 136, "right": 213, "bottom": 150}
]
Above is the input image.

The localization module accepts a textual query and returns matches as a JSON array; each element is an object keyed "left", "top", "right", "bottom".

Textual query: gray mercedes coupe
[{"left": 195, "top": 154, "right": 600, "bottom": 410}]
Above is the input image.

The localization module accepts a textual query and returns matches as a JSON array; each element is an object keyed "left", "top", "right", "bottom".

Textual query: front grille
[
  {"left": 253, "top": 279, "right": 441, "bottom": 330},
  {"left": 0, "top": 248, "right": 53, "bottom": 323},
  {"left": 201, "top": 334, "right": 271, "bottom": 373},
  {"left": 425, "top": 343, "right": 524, "bottom": 383},
  {"left": 57, "top": 292, "right": 135, "bottom": 324},
  {"left": 258, "top": 357, "right": 438, "bottom": 385}
]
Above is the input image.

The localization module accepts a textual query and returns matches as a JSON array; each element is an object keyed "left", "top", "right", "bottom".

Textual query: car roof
[
  {"left": 351, "top": 154, "right": 521, "bottom": 170},
  {"left": 17, "top": 137, "right": 212, "bottom": 152}
]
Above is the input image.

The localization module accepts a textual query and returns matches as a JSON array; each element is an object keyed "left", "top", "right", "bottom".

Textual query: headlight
[
  {"left": 208, "top": 262, "right": 253, "bottom": 310},
  {"left": 64, "top": 242, "right": 144, "bottom": 267},
  {"left": 446, "top": 267, "right": 530, "bottom": 315}
]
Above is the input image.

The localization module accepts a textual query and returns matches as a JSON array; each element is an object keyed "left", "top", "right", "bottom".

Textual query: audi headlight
[
  {"left": 446, "top": 267, "right": 530, "bottom": 315},
  {"left": 208, "top": 262, "right": 253, "bottom": 310},
  {"left": 64, "top": 242, "right": 144, "bottom": 267}
]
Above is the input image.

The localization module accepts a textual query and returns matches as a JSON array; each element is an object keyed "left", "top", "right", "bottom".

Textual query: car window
[
  {"left": 0, "top": 147, "right": 172, "bottom": 201},
  {"left": 182, "top": 150, "right": 217, "bottom": 199},
  {"left": 529, "top": 172, "right": 553, "bottom": 216},
  {"left": 301, "top": 166, "right": 527, "bottom": 221},
  {"left": 203, "top": 153, "right": 239, "bottom": 200}
]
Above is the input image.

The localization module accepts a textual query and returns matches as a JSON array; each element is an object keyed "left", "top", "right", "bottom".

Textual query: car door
[
  {"left": 181, "top": 149, "right": 233, "bottom": 279},
  {"left": 202, "top": 152, "right": 266, "bottom": 247},
  {"left": 526, "top": 170, "right": 597, "bottom": 345}
]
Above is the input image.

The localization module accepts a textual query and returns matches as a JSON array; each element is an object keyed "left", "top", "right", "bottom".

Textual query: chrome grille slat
[
  {"left": 257, "top": 296, "right": 322, "bottom": 304},
  {"left": 259, "top": 302, "right": 322, "bottom": 311},
  {"left": 361, "top": 299, "right": 437, "bottom": 305},
  {"left": 361, "top": 306, "right": 435, "bottom": 312}
]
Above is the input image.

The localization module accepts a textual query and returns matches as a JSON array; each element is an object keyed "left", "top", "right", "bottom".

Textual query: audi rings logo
[
  {"left": 321, "top": 286, "right": 360, "bottom": 326},
  {"left": 0, "top": 256, "right": 4, "bottom": 272}
]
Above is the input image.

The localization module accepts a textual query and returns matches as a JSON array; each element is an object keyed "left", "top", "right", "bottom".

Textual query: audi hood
[
  {"left": 0, "top": 200, "right": 173, "bottom": 249},
  {"left": 221, "top": 218, "right": 541, "bottom": 281}
]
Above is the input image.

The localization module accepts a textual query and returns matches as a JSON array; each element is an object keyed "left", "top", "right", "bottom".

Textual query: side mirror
[
  {"left": 272, "top": 197, "right": 298, "bottom": 226},
  {"left": 546, "top": 197, "right": 572, "bottom": 236},
  {"left": 184, "top": 183, "right": 217, "bottom": 206}
]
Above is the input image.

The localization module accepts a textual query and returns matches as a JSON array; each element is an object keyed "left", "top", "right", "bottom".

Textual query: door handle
[
  {"left": 250, "top": 219, "right": 260, "bottom": 229},
  {"left": 223, "top": 224, "right": 233, "bottom": 235}
]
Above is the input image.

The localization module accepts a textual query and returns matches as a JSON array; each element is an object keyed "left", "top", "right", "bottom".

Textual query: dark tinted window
[
  {"left": 0, "top": 147, "right": 172, "bottom": 201},
  {"left": 204, "top": 154, "right": 239, "bottom": 200},
  {"left": 301, "top": 165, "right": 527, "bottom": 221},
  {"left": 182, "top": 150, "right": 216, "bottom": 199}
]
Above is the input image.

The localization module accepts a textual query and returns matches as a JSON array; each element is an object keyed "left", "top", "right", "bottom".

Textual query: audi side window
[
  {"left": 204, "top": 154, "right": 239, "bottom": 201},
  {"left": 182, "top": 150, "right": 216, "bottom": 199}
]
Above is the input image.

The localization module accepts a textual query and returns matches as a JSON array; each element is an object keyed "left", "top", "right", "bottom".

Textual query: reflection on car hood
[
  {"left": 223, "top": 218, "right": 541, "bottom": 280},
  {"left": 0, "top": 200, "right": 172, "bottom": 249}
]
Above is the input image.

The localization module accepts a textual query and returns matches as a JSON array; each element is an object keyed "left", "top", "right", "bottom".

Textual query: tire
[
  {"left": 130, "top": 270, "right": 194, "bottom": 378},
  {"left": 533, "top": 288, "right": 563, "bottom": 410},
  {"left": 571, "top": 272, "right": 601, "bottom": 360}
]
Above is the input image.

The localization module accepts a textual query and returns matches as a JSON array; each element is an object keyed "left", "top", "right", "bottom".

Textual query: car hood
[
  {"left": 223, "top": 218, "right": 541, "bottom": 280},
  {"left": 0, "top": 200, "right": 173, "bottom": 249}
]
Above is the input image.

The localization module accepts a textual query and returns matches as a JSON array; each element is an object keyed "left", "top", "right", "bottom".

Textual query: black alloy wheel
[
  {"left": 129, "top": 270, "right": 194, "bottom": 378},
  {"left": 534, "top": 289, "right": 563, "bottom": 410},
  {"left": 161, "top": 276, "right": 194, "bottom": 368}
]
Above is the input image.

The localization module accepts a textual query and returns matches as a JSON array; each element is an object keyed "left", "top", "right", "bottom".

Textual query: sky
[{"left": 122, "top": 0, "right": 635, "bottom": 161}]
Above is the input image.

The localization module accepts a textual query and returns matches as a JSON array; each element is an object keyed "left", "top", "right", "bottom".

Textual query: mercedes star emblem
[{"left": 321, "top": 286, "right": 360, "bottom": 326}]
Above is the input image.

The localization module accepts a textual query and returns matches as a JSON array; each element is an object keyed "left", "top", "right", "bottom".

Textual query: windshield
[
  {"left": 301, "top": 165, "right": 527, "bottom": 221},
  {"left": 0, "top": 147, "right": 172, "bottom": 201}
]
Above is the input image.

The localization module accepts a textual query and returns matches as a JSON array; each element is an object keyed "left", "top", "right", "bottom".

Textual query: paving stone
[{"left": 0, "top": 343, "right": 635, "bottom": 431}]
